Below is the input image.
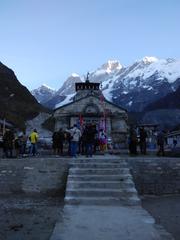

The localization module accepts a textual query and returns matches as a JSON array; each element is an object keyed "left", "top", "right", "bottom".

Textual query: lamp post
[{"left": 3, "top": 93, "right": 15, "bottom": 135}]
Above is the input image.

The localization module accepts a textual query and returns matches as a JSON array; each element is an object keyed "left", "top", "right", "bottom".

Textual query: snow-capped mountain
[
  {"left": 32, "top": 57, "right": 180, "bottom": 112},
  {"left": 37, "top": 74, "right": 82, "bottom": 108},
  {"left": 54, "top": 61, "right": 122, "bottom": 98},
  {"left": 31, "top": 84, "right": 56, "bottom": 103},
  {"left": 56, "top": 73, "right": 82, "bottom": 96},
  {"left": 110, "top": 57, "right": 180, "bottom": 111}
]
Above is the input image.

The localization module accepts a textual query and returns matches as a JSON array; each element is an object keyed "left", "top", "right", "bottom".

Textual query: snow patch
[
  {"left": 71, "top": 73, "right": 79, "bottom": 77},
  {"left": 126, "top": 58, "right": 180, "bottom": 84},
  {"left": 142, "top": 56, "right": 158, "bottom": 64},
  {"left": 171, "top": 86, "right": 176, "bottom": 92},
  {"left": 100, "top": 60, "right": 123, "bottom": 73},
  {"left": 142, "top": 85, "right": 149, "bottom": 89},
  {"left": 101, "top": 75, "right": 117, "bottom": 101},
  {"left": 93, "top": 69, "right": 109, "bottom": 76},
  {"left": 148, "top": 86, "right": 153, "bottom": 90},
  {"left": 55, "top": 93, "right": 76, "bottom": 108},
  {"left": 128, "top": 101, "right": 133, "bottom": 106},
  {"left": 41, "top": 84, "right": 56, "bottom": 91}
]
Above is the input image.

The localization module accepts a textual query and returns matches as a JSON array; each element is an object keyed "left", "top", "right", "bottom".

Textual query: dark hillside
[
  {"left": 145, "top": 86, "right": 180, "bottom": 111},
  {"left": 0, "top": 62, "right": 45, "bottom": 128}
]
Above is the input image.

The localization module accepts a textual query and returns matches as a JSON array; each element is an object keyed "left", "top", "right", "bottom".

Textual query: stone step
[
  {"left": 69, "top": 158, "right": 126, "bottom": 164},
  {"left": 69, "top": 163, "right": 128, "bottom": 168},
  {"left": 65, "top": 157, "right": 140, "bottom": 207},
  {"left": 68, "top": 174, "right": 132, "bottom": 181},
  {"left": 65, "top": 196, "right": 141, "bottom": 206},
  {"left": 69, "top": 168, "right": 130, "bottom": 175},
  {"left": 66, "top": 188, "right": 137, "bottom": 198},
  {"left": 66, "top": 181, "right": 134, "bottom": 189}
]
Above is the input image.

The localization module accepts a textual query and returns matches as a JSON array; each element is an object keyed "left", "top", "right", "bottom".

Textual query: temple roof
[{"left": 54, "top": 93, "right": 127, "bottom": 112}]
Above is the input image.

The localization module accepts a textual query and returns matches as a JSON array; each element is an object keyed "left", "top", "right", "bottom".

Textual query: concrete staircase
[
  {"left": 51, "top": 156, "right": 174, "bottom": 240},
  {"left": 65, "top": 157, "right": 141, "bottom": 206}
]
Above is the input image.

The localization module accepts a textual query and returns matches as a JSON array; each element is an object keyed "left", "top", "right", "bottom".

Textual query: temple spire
[{"left": 86, "top": 72, "right": 90, "bottom": 82}]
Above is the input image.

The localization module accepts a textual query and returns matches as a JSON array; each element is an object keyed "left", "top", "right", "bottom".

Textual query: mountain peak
[
  {"left": 31, "top": 84, "right": 56, "bottom": 103},
  {"left": 70, "top": 73, "right": 79, "bottom": 78},
  {"left": 141, "top": 56, "right": 158, "bottom": 64},
  {"left": 101, "top": 60, "right": 123, "bottom": 72},
  {"left": 41, "top": 84, "right": 56, "bottom": 91}
]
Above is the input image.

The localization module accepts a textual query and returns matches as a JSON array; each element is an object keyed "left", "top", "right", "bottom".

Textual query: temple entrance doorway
[
  {"left": 82, "top": 116, "right": 107, "bottom": 132},
  {"left": 83, "top": 117, "right": 99, "bottom": 126}
]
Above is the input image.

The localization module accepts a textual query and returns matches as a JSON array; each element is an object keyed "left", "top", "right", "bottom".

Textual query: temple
[{"left": 53, "top": 75, "right": 128, "bottom": 148}]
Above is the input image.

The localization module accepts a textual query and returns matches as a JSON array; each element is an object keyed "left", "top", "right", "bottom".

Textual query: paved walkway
[{"left": 50, "top": 205, "right": 173, "bottom": 240}]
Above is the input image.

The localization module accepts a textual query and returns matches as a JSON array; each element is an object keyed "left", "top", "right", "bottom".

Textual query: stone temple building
[{"left": 53, "top": 77, "right": 128, "bottom": 147}]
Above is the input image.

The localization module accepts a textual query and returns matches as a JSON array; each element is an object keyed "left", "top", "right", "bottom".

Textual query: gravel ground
[
  {"left": 142, "top": 195, "right": 180, "bottom": 240},
  {"left": 0, "top": 194, "right": 64, "bottom": 240}
]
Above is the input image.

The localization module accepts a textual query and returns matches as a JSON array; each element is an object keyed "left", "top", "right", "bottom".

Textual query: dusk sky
[{"left": 0, "top": 0, "right": 180, "bottom": 90}]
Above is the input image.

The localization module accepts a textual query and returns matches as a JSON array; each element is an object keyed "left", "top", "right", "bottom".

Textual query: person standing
[
  {"left": 157, "top": 130, "right": 165, "bottom": 156},
  {"left": 83, "top": 124, "right": 96, "bottom": 157},
  {"left": 29, "top": 129, "right": 39, "bottom": 156},
  {"left": 67, "top": 124, "right": 81, "bottom": 158},
  {"left": 52, "top": 131, "right": 59, "bottom": 155},
  {"left": 173, "top": 137, "right": 177, "bottom": 148},
  {"left": 99, "top": 129, "right": 107, "bottom": 153},
  {"left": 64, "top": 131, "right": 71, "bottom": 156},
  {"left": 139, "top": 127, "right": 147, "bottom": 154},
  {"left": 21, "top": 131, "right": 28, "bottom": 156},
  {"left": 92, "top": 124, "right": 98, "bottom": 153},
  {"left": 57, "top": 128, "right": 64, "bottom": 155},
  {"left": 3, "top": 129, "right": 14, "bottom": 158},
  {"left": 14, "top": 132, "right": 22, "bottom": 158},
  {"left": 129, "top": 127, "right": 138, "bottom": 155}
]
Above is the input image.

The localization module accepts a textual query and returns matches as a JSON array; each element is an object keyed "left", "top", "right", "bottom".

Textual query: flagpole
[
  {"left": 99, "top": 82, "right": 106, "bottom": 132},
  {"left": 2, "top": 94, "right": 14, "bottom": 135}
]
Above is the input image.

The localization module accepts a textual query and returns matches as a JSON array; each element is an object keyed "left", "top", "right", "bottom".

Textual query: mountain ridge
[{"left": 32, "top": 56, "right": 180, "bottom": 112}]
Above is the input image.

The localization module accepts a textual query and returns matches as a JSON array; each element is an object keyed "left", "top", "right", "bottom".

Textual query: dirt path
[{"left": 0, "top": 195, "right": 64, "bottom": 240}]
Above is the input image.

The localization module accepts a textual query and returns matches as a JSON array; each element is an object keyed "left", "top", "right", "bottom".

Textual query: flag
[
  {"left": 79, "top": 114, "right": 83, "bottom": 126},
  {"left": 100, "top": 94, "right": 104, "bottom": 103}
]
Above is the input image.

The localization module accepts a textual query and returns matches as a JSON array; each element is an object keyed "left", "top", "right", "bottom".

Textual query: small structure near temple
[{"left": 53, "top": 74, "right": 128, "bottom": 148}]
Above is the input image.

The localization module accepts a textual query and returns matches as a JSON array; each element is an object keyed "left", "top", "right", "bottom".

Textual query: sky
[{"left": 0, "top": 0, "right": 180, "bottom": 90}]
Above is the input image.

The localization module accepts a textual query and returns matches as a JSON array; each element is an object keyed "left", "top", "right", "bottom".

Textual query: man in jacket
[
  {"left": 67, "top": 124, "right": 81, "bottom": 157},
  {"left": 29, "top": 129, "right": 39, "bottom": 156}
]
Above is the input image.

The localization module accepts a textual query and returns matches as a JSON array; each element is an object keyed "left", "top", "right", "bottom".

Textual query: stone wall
[
  {"left": 2, "top": 156, "right": 180, "bottom": 197},
  {"left": 0, "top": 158, "right": 69, "bottom": 196},
  {"left": 128, "top": 157, "right": 180, "bottom": 195}
]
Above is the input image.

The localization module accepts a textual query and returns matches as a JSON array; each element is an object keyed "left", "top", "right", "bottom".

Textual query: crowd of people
[
  {"left": 1, "top": 128, "right": 39, "bottom": 158},
  {"left": 0, "top": 124, "right": 173, "bottom": 158},
  {"left": 0, "top": 124, "right": 108, "bottom": 158},
  {"left": 52, "top": 124, "right": 108, "bottom": 158},
  {"left": 128, "top": 127, "right": 167, "bottom": 156}
]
